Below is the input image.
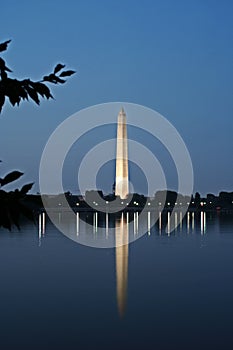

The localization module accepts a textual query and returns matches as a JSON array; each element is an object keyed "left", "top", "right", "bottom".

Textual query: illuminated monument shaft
[{"left": 115, "top": 108, "right": 129, "bottom": 199}]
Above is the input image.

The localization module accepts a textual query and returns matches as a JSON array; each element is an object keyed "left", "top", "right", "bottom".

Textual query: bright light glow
[{"left": 76, "top": 212, "right": 79, "bottom": 235}]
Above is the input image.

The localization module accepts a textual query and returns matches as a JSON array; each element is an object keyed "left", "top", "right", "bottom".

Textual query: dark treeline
[
  {"left": 2, "top": 189, "right": 233, "bottom": 229},
  {"left": 36, "top": 189, "right": 233, "bottom": 212}
]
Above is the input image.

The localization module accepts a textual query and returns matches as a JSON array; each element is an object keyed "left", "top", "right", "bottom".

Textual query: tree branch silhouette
[
  {"left": 0, "top": 39, "right": 75, "bottom": 228},
  {"left": 0, "top": 39, "right": 75, "bottom": 112}
]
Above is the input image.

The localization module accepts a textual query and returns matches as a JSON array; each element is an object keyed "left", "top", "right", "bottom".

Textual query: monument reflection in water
[
  {"left": 115, "top": 213, "right": 129, "bottom": 317},
  {"left": 38, "top": 210, "right": 207, "bottom": 316}
]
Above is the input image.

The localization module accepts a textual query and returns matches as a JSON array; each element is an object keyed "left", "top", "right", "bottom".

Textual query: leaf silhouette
[
  {"left": 20, "top": 182, "right": 34, "bottom": 195},
  {"left": 54, "top": 63, "right": 65, "bottom": 74},
  {"left": 31, "top": 82, "right": 53, "bottom": 99},
  {"left": 59, "top": 70, "right": 76, "bottom": 77},
  {"left": 43, "top": 74, "right": 65, "bottom": 84},
  {"left": 0, "top": 171, "right": 24, "bottom": 187},
  {"left": 25, "top": 85, "right": 40, "bottom": 105},
  {"left": 8, "top": 90, "right": 21, "bottom": 106},
  {"left": 0, "top": 40, "right": 11, "bottom": 53}
]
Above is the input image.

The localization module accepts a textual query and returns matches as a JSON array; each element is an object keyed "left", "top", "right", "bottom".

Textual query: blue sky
[{"left": 0, "top": 0, "right": 233, "bottom": 195}]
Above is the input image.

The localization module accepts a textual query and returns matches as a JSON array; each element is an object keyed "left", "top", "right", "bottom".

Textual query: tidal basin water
[{"left": 0, "top": 211, "right": 233, "bottom": 349}]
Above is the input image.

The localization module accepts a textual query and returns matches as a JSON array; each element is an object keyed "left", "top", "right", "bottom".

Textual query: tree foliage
[
  {"left": 0, "top": 39, "right": 75, "bottom": 228},
  {"left": 0, "top": 39, "right": 75, "bottom": 112},
  {"left": 0, "top": 170, "right": 34, "bottom": 229}
]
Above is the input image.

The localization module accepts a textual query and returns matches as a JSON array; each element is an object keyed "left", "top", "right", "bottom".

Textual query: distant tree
[
  {"left": 0, "top": 39, "right": 75, "bottom": 228},
  {"left": 194, "top": 192, "right": 201, "bottom": 206},
  {"left": 0, "top": 39, "right": 75, "bottom": 112}
]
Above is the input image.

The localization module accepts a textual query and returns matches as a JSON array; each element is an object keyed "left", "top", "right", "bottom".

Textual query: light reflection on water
[
  {"left": 38, "top": 210, "right": 208, "bottom": 242},
  {"left": 38, "top": 210, "right": 209, "bottom": 316}
]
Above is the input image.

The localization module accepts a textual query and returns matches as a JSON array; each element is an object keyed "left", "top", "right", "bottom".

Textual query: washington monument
[{"left": 115, "top": 108, "right": 129, "bottom": 199}]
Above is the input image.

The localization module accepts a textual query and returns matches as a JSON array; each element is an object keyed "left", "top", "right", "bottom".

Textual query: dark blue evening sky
[{"left": 0, "top": 0, "right": 232, "bottom": 195}]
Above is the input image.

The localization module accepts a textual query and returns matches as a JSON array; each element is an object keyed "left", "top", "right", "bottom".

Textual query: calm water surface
[{"left": 0, "top": 211, "right": 233, "bottom": 350}]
